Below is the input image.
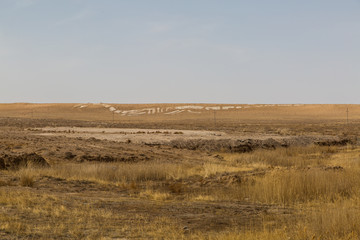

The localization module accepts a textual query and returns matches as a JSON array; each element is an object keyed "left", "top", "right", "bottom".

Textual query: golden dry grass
[
  {"left": 0, "top": 188, "right": 190, "bottom": 239},
  {"left": 245, "top": 169, "right": 359, "bottom": 204},
  {"left": 223, "top": 145, "right": 338, "bottom": 167},
  {"left": 3, "top": 141, "right": 360, "bottom": 238},
  {"left": 2, "top": 103, "right": 360, "bottom": 239}
]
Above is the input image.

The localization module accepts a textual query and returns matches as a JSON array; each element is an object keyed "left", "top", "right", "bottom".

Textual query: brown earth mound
[
  {"left": 315, "top": 138, "right": 356, "bottom": 146},
  {"left": 78, "top": 154, "right": 149, "bottom": 163},
  {"left": 79, "top": 155, "right": 118, "bottom": 162},
  {"left": 0, "top": 153, "right": 50, "bottom": 170},
  {"left": 169, "top": 138, "right": 285, "bottom": 152},
  {"left": 169, "top": 137, "right": 356, "bottom": 153}
]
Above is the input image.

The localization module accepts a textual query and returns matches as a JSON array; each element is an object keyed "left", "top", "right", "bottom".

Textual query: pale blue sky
[{"left": 1, "top": 0, "right": 359, "bottom": 103}]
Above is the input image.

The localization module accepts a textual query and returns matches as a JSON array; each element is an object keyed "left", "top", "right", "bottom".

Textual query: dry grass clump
[
  {"left": 185, "top": 200, "right": 360, "bottom": 240},
  {"left": 304, "top": 200, "right": 360, "bottom": 239},
  {"left": 30, "top": 161, "right": 179, "bottom": 183},
  {"left": 20, "top": 174, "right": 34, "bottom": 187},
  {"left": 200, "top": 163, "right": 250, "bottom": 178},
  {"left": 18, "top": 169, "right": 35, "bottom": 187},
  {"left": 140, "top": 189, "right": 172, "bottom": 201},
  {"left": 23, "top": 161, "right": 225, "bottom": 185},
  {"left": 0, "top": 189, "right": 106, "bottom": 238},
  {"left": 0, "top": 189, "right": 184, "bottom": 239},
  {"left": 191, "top": 229, "right": 290, "bottom": 240},
  {"left": 225, "top": 145, "right": 338, "bottom": 167},
  {"left": 191, "top": 194, "right": 216, "bottom": 201},
  {"left": 207, "top": 168, "right": 360, "bottom": 205},
  {"left": 248, "top": 169, "right": 359, "bottom": 205}
]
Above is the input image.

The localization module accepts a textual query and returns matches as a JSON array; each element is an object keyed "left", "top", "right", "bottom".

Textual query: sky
[{"left": 0, "top": 0, "right": 359, "bottom": 104}]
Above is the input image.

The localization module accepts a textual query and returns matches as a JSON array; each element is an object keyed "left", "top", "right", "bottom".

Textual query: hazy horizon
[{"left": 1, "top": 0, "right": 359, "bottom": 104}]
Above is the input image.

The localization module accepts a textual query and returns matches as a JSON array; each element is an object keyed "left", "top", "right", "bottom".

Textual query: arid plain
[{"left": 1, "top": 103, "right": 360, "bottom": 239}]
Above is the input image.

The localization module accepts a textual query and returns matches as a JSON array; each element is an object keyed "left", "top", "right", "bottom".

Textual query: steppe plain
[{"left": 1, "top": 103, "right": 360, "bottom": 239}]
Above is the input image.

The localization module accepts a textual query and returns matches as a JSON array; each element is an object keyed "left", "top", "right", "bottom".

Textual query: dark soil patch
[
  {"left": 0, "top": 158, "right": 5, "bottom": 170},
  {"left": 78, "top": 154, "right": 149, "bottom": 163},
  {"left": 315, "top": 138, "right": 356, "bottom": 146},
  {"left": 170, "top": 137, "right": 357, "bottom": 153},
  {"left": 0, "top": 153, "right": 50, "bottom": 170}
]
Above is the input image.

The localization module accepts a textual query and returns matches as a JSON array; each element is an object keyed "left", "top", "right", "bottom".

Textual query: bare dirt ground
[{"left": 0, "top": 103, "right": 359, "bottom": 239}]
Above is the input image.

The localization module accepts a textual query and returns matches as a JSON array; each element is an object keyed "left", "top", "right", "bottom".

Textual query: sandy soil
[{"left": 34, "top": 127, "right": 288, "bottom": 144}]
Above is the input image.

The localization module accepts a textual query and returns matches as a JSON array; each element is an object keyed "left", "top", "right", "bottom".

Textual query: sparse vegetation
[
  {"left": 1, "top": 144, "right": 359, "bottom": 239},
  {"left": 18, "top": 169, "right": 35, "bottom": 187},
  {"left": 1, "top": 104, "right": 360, "bottom": 239}
]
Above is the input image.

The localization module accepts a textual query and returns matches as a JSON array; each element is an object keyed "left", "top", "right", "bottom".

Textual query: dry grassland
[
  {"left": 1, "top": 103, "right": 360, "bottom": 239},
  {"left": 1, "top": 103, "right": 360, "bottom": 134}
]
